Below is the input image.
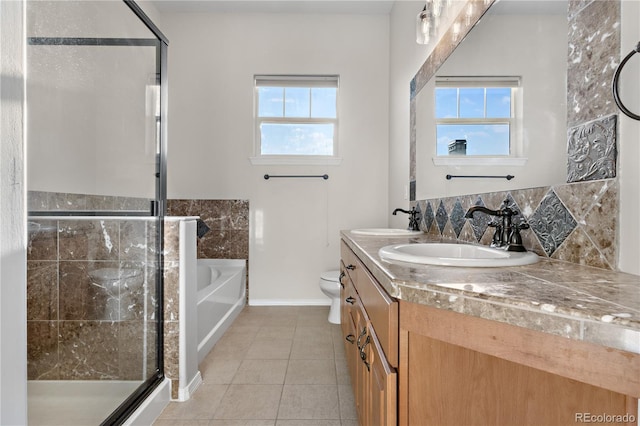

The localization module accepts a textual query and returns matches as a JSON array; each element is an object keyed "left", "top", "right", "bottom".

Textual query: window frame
[
  {"left": 432, "top": 76, "right": 526, "bottom": 166},
  {"left": 250, "top": 75, "right": 341, "bottom": 166}
]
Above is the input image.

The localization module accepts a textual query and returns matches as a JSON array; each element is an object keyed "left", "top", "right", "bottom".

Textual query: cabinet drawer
[
  {"left": 340, "top": 263, "right": 357, "bottom": 340},
  {"left": 356, "top": 260, "right": 398, "bottom": 368},
  {"left": 340, "top": 240, "right": 358, "bottom": 280}
]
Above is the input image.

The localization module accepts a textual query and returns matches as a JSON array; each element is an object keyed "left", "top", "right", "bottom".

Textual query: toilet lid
[{"left": 320, "top": 270, "right": 341, "bottom": 282}]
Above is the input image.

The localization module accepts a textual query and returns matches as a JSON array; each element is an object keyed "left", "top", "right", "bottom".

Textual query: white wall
[
  {"left": 0, "top": 0, "right": 28, "bottom": 423},
  {"left": 162, "top": 12, "right": 390, "bottom": 303},
  {"left": 388, "top": 1, "right": 464, "bottom": 229},
  {"left": 618, "top": 0, "right": 640, "bottom": 274}
]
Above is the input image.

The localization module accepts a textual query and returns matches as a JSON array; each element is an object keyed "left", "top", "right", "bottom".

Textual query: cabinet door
[
  {"left": 362, "top": 324, "right": 397, "bottom": 426},
  {"left": 343, "top": 304, "right": 358, "bottom": 389},
  {"left": 354, "top": 304, "right": 370, "bottom": 425}
]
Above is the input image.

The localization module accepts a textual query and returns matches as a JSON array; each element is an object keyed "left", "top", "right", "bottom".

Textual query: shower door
[{"left": 25, "top": 1, "right": 167, "bottom": 424}]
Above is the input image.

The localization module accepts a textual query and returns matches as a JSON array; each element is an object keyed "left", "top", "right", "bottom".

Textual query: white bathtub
[{"left": 195, "top": 259, "right": 246, "bottom": 365}]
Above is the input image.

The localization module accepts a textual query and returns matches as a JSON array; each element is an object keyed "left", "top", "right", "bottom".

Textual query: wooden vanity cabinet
[
  {"left": 399, "top": 300, "right": 639, "bottom": 426},
  {"left": 341, "top": 241, "right": 397, "bottom": 426},
  {"left": 341, "top": 237, "right": 640, "bottom": 426}
]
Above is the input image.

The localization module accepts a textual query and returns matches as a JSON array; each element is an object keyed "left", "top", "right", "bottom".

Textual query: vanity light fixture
[{"left": 416, "top": 5, "right": 431, "bottom": 45}]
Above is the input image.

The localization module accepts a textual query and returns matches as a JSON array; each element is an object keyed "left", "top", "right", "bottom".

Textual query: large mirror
[{"left": 413, "top": 0, "right": 568, "bottom": 200}]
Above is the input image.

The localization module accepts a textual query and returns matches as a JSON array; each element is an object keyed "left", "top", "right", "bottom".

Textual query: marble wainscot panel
[
  {"left": 26, "top": 215, "right": 158, "bottom": 381},
  {"left": 167, "top": 199, "right": 249, "bottom": 259},
  {"left": 168, "top": 199, "right": 250, "bottom": 299},
  {"left": 341, "top": 231, "right": 640, "bottom": 355},
  {"left": 163, "top": 219, "right": 181, "bottom": 399},
  {"left": 414, "top": 178, "right": 618, "bottom": 270}
]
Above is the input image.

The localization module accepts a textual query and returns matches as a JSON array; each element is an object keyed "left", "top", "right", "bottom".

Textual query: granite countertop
[{"left": 341, "top": 230, "right": 640, "bottom": 355}]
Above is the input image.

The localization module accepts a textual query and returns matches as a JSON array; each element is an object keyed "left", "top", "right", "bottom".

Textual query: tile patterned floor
[{"left": 154, "top": 306, "right": 358, "bottom": 426}]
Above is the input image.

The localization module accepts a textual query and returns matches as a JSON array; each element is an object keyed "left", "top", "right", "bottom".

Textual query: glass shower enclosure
[{"left": 25, "top": 1, "right": 167, "bottom": 424}]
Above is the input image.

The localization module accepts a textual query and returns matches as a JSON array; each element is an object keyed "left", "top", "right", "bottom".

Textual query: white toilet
[{"left": 319, "top": 270, "right": 341, "bottom": 324}]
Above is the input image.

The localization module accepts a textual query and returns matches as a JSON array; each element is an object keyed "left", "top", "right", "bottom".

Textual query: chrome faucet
[
  {"left": 465, "top": 200, "right": 526, "bottom": 251},
  {"left": 393, "top": 207, "right": 421, "bottom": 231}
]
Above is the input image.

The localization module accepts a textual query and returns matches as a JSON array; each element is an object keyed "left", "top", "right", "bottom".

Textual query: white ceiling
[{"left": 149, "top": 0, "right": 397, "bottom": 14}]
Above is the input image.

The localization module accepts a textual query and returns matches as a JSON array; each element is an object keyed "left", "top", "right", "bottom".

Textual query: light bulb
[{"left": 416, "top": 8, "right": 431, "bottom": 45}]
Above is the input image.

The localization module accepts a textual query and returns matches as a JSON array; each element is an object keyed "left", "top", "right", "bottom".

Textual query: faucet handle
[
  {"left": 408, "top": 207, "right": 421, "bottom": 231},
  {"left": 487, "top": 221, "right": 503, "bottom": 247},
  {"left": 506, "top": 220, "right": 530, "bottom": 252}
]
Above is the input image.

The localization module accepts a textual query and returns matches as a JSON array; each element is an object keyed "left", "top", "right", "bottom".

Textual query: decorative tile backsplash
[
  {"left": 567, "top": 114, "right": 618, "bottom": 183},
  {"left": 414, "top": 179, "right": 618, "bottom": 270},
  {"left": 528, "top": 191, "right": 578, "bottom": 256}
]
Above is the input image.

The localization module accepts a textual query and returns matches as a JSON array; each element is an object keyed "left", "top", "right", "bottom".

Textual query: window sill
[
  {"left": 249, "top": 156, "right": 342, "bottom": 166},
  {"left": 432, "top": 157, "right": 528, "bottom": 167}
]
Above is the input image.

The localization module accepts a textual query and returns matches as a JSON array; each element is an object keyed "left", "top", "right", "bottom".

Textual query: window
[
  {"left": 251, "top": 75, "right": 340, "bottom": 165},
  {"left": 434, "top": 77, "right": 522, "bottom": 163}
]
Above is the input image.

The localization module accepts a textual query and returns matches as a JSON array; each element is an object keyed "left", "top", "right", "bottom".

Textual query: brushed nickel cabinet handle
[
  {"left": 345, "top": 334, "right": 355, "bottom": 344},
  {"left": 345, "top": 296, "right": 355, "bottom": 305},
  {"left": 346, "top": 264, "right": 355, "bottom": 270},
  {"left": 338, "top": 271, "right": 345, "bottom": 288}
]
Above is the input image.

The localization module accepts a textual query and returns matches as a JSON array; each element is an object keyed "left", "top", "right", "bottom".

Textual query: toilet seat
[{"left": 320, "top": 270, "right": 340, "bottom": 283}]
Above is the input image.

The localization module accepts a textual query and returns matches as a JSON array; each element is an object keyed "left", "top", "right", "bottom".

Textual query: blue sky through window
[
  {"left": 257, "top": 81, "right": 337, "bottom": 156},
  {"left": 435, "top": 86, "right": 512, "bottom": 156},
  {"left": 261, "top": 123, "right": 334, "bottom": 155},
  {"left": 436, "top": 124, "right": 510, "bottom": 156}
]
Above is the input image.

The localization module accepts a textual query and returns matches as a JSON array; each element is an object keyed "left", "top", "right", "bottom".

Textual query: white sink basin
[
  {"left": 378, "top": 243, "right": 538, "bottom": 267},
  {"left": 351, "top": 228, "right": 423, "bottom": 236}
]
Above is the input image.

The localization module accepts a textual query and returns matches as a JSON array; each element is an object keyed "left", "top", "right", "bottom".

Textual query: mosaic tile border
[{"left": 413, "top": 179, "right": 618, "bottom": 270}]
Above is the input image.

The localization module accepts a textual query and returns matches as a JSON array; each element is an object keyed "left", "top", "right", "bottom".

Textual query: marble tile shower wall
[
  {"left": 27, "top": 217, "right": 158, "bottom": 381},
  {"left": 413, "top": 0, "right": 623, "bottom": 271},
  {"left": 27, "top": 191, "right": 158, "bottom": 380}
]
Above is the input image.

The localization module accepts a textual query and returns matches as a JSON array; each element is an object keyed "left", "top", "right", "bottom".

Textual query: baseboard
[
  {"left": 123, "top": 378, "right": 171, "bottom": 426},
  {"left": 178, "top": 371, "right": 202, "bottom": 402},
  {"left": 249, "top": 299, "right": 331, "bottom": 306}
]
